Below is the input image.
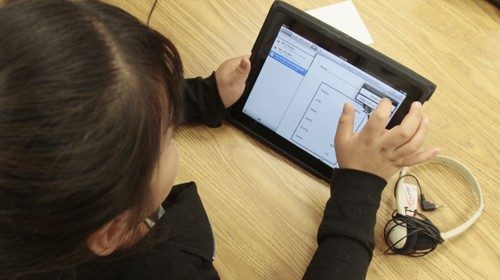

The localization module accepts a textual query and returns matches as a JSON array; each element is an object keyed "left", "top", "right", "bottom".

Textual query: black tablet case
[{"left": 227, "top": 0, "right": 436, "bottom": 181}]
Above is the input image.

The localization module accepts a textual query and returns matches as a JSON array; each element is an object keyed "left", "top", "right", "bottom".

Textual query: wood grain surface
[{"left": 106, "top": 0, "right": 498, "bottom": 279}]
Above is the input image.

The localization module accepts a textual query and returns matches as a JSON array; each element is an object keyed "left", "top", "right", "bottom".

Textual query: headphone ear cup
[
  {"left": 386, "top": 213, "right": 418, "bottom": 254},
  {"left": 385, "top": 212, "right": 444, "bottom": 256},
  {"left": 413, "top": 231, "right": 440, "bottom": 251},
  {"left": 392, "top": 227, "right": 418, "bottom": 254}
]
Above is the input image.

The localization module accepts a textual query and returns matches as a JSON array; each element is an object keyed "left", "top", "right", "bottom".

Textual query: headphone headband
[{"left": 397, "top": 155, "right": 484, "bottom": 240}]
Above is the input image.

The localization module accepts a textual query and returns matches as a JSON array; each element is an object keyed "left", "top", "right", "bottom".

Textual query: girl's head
[{"left": 0, "top": 0, "right": 184, "bottom": 277}]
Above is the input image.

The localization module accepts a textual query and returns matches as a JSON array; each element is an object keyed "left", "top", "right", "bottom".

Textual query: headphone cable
[{"left": 147, "top": 0, "right": 160, "bottom": 27}]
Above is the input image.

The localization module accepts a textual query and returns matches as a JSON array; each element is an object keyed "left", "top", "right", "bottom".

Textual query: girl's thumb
[{"left": 235, "top": 57, "right": 250, "bottom": 79}]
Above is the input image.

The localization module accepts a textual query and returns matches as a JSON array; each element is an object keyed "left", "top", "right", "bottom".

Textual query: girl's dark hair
[{"left": 0, "top": 0, "right": 184, "bottom": 278}]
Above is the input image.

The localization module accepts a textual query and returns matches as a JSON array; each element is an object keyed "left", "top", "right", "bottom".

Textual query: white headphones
[{"left": 384, "top": 155, "right": 484, "bottom": 256}]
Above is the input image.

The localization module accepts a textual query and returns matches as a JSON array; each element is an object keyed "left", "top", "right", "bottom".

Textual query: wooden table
[{"left": 107, "top": 1, "right": 499, "bottom": 279}]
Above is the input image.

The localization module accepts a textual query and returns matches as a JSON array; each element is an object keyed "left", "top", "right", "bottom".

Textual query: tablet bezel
[{"left": 227, "top": 0, "right": 436, "bottom": 181}]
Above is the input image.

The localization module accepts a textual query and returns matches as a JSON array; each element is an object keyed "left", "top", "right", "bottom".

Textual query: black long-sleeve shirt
[
  {"left": 181, "top": 74, "right": 227, "bottom": 127},
  {"left": 79, "top": 74, "right": 386, "bottom": 280},
  {"left": 304, "top": 169, "right": 385, "bottom": 279}
]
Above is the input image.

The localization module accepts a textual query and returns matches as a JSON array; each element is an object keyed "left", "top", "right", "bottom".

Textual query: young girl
[{"left": 0, "top": 0, "right": 438, "bottom": 279}]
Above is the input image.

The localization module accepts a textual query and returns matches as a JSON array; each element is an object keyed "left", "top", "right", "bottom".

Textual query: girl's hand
[
  {"left": 334, "top": 99, "right": 440, "bottom": 180},
  {"left": 215, "top": 56, "right": 251, "bottom": 108}
]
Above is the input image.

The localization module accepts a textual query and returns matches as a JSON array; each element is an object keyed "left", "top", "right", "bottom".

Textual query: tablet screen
[{"left": 242, "top": 26, "right": 407, "bottom": 168}]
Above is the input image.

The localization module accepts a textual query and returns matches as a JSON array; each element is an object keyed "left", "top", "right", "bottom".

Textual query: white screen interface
[{"left": 243, "top": 26, "right": 407, "bottom": 168}]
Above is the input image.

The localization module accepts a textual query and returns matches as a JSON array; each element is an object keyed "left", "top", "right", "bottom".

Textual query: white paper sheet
[{"left": 307, "top": 0, "right": 374, "bottom": 45}]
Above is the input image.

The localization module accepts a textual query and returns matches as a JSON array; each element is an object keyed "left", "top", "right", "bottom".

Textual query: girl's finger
[
  {"left": 392, "top": 115, "right": 430, "bottom": 158},
  {"left": 397, "top": 147, "right": 440, "bottom": 167},
  {"left": 382, "top": 102, "right": 423, "bottom": 148},
  {"left": 362, "top": 98, "right": 392, "bottom": 138},
  {"left": 335, "top": 103, "right": 355, "bottom": 147}
]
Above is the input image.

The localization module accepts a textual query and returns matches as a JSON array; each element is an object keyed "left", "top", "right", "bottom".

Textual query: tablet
[{"left": 228, "top": 1, "right": 436, "bottom": 181}]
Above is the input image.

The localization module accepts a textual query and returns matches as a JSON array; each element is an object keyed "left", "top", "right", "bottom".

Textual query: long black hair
[{"left": 0, "top": 0, "right": 184, "bottom": 278}]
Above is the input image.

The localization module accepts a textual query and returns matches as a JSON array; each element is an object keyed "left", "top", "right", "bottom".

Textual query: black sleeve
[
  {"left": 181, "top": 73, "right": 226, "bottom": 127},
  {"left": 303, "top": 168, "right": 386, "bottom": 280}
]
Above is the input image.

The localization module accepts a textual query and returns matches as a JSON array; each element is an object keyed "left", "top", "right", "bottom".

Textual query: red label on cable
[{"left": 402, "top": 183, "right": 419, "bottom": 216}]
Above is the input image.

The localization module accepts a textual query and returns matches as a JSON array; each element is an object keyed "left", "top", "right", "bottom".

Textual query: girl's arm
[
  {"left": 304, "top": 100, "right": 439, "bottom": 279},
  {"left": 181, "top": 56, "right": 250, "bottom": 127},
  {"left": 303, "top": 169, "right": 385, "bottom": 280},
  {"left": 181, "top": 74, "right": 226, "bottom": 127}
]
